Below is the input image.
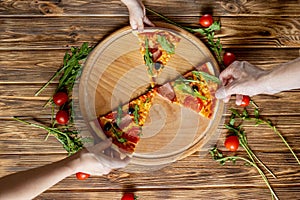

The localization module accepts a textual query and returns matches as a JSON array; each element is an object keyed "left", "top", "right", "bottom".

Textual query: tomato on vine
[
  {"left": 56, "top": 110, "right": 69, "bottom": 125},
  {"left": 223, "top": 52, "right": 236, "bottom": 67},
  {"left": 241, "top": 95, "right": 251, "bottom": 107},
  {"left": 76, "top": 172, "right": 90, "bottom": 180},
  {"left": 224, "top": 135, "right": 239, "bottom": 151},
  {"left": 53, "top": 92, "right": 68, "bottom": 106},
  {"left": 199, "top": 14, "right": 213, "bottom": 28},
  {"left": 121, "top": 193, "right": 136, "bottom": 200}
]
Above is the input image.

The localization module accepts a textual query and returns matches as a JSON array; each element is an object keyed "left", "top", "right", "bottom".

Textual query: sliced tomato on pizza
[
  {"left": 93, "top": 88, "right": 157, "bottom": 154},
  {"left": 157, "top": 62, "right": 220, "bottom": 119},
  {"left": 136, "top": 30, "right": 181, "bottom": 86}
]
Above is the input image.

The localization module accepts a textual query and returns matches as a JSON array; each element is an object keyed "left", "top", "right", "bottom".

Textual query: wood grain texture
[
  {"left": 1, "top": 0, "right": 300, "bottom": 199},
  {"left": 1, "top": 0, "right": 300, "bottom": 17},
  {"left": 0, "top": 16, "right": 299, "bottom": 50},
  {"left": 34, "top": 187, "right": 300, "bottom": 200}
]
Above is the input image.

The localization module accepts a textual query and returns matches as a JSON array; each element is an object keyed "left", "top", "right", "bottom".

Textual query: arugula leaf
[
  {"left": 193, "top": 89, "right": 207, "bottom": 100},
  {"left": 174, "top": 78, "right": 207, "bottom": 100},
  {"left": 14, "top": 117, "right": 84, "bottom": 155},
  {"left": 133, "top": 104, "right": 140, "bottom": 125},
  {"left": 157, "top": 35, "right": 175, "bottom": 54},
  {"left": 116, "top": 105, "right": 123, "bottom": 127},
  {"left": 192, "top": 71, "right": 220, "bottom": 84},
  {"left": 111, "top": 127, "right": 127, "bottom": 143},
  {"left": 144, "top": 37, "right": 154, "bottom": 76}
]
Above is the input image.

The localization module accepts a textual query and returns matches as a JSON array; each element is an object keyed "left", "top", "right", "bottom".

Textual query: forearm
[
  {"left": 260, "top": 57, "right": 300, "bottom": 94},
  {"left": 121, "top": 0, "right": 139, "bottom": 7},
  {"left": 0, "top": 155, "right": 76, "bottom": 200}
]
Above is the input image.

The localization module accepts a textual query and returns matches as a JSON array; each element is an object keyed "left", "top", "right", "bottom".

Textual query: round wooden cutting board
[{"left": 77, "top": 23, "right": 225, "bottom": 172}]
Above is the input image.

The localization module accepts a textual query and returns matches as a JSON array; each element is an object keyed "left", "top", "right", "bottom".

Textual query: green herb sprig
[
  {"left": 26, "top": 43, "right": 93, "bottom": 155},
  {"left": 144, "top": 37, "right": 154, "bottom": 76},
  {"left": 192, "top": 71, "right": 221, "bottom": 84},
  {"left": 229, "top": 106, "right": 300, "bottom": 165},
  {"left": 211, "top": 100, "right": 300, "bottom": 200},
  {"left": 225, "top": 111, "right": 276, "bottom": 178},
  {"left": 174, "top": 77, "right": 207, "bottom": 100},
  {"left": 35, "top": 42, "right": 93, "bottom": 106},
  {"left": 14, "top": 117, "right": 83, "bottom": 155},
  {"left": 210, "top": 147, "right": 279, "bottom": 200},
  {"left": 133, "top": 104, "right": 140, "bottom": 125}
]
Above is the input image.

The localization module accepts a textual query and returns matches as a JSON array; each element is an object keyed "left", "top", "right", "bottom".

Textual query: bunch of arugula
[{"left": 15, "top": 42, "right": 93, "bottom": 155}]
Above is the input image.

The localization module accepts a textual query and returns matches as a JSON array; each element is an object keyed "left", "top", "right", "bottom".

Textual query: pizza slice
[
  {"left": 93, "top": 88, "right": 157, "bottom": 154},
  {"left": 157, "top": 62, "right": 220, "bottom": 119},
  {"left": 136, "top": 30, "right": 181, "bottom": 86}
]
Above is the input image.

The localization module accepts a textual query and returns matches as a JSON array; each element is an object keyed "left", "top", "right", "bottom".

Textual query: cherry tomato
[
  {"left": 55, "top": 110, "right": 69, "bottom": 125},
  {"left": 224, "top": 135, "right": 239, "bottom": 152},
  {"left": 199, "top": 14, "right": 214, "bottom": 28},
  {"left": 53, "top": 92, "right": 68, "bottom": 106},
  {"left": 76, "top": 172, "right": 90, "bottom": 180},
  {"left": 121, "top": 193, "right": 135, "bottom": 200},
  {"left": 223, "top": 52, "right": 236, "bottom": 67},
  {"left": 241, "top": 95, "right": 251, "bottom": 107}
]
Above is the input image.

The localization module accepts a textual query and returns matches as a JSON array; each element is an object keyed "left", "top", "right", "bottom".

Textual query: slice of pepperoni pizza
[
  {"left": 93, "top": 88, "right": 157, "bottom": 154},
  {"left": 136, "top": 30, "right": 181, "bottom": 86},
  {"left": 157, "top": 62, "right": 220, "bottom": 119}
]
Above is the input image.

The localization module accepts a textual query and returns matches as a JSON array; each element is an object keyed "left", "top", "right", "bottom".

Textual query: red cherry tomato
[
  {"left": 121, "top": 193, "right": 135, "bottom": 200},
  {"left": 241, "top": 95, "right": 251, "bottom": 107},
  {"left": 223, "top": 52, "right": 236, "bottom": 67},
  {"left": 76, "top": 172, "right": 90, "bottom": 180},
  {"left": 224, "top": 135, "right": 239, "bottom": 152},
  {"left": 53, "top": 92, "right": 68, "bottom": 106},
  {"left": 199, "top": 14, "right": 214, "bottom": 28},
  {"left": 55, "top": 110, "right": 69, "bottom": 125}
]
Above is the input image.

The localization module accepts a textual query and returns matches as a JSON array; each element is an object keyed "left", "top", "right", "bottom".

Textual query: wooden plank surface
[
  {"left": 0, "top": 17, "right": 299, "bottom": 49},
  {"left": 1, "top": 0, "right": 300, "bottom": 16},
  {"left": 1, "top": 0, "right": 300, "bottom": 199}
]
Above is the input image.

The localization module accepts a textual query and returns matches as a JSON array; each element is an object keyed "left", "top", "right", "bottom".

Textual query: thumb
[{"left": 215, "top": 86, "right": 232, "bottom": 103}]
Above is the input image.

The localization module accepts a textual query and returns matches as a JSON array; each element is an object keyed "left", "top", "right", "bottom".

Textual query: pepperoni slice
[
  {"left": 183, "top": 96, "right": 203, "bottom": 113},
  {"left": 151, "top": 49, "right": 162, "bottom": 62},
  {"left": 123, "top": 126, "right": 141, "bottom": 144},
  {"left": 157, "top": 82, "right": 176, "bottom": 101},
  {"left": 118, "top": 115, "right": 133, "bottom": 130}
]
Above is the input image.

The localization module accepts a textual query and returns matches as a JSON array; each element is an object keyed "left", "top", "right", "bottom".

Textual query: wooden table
[{"left": 1, "top": 1, "right": 300, "bottom": 199}]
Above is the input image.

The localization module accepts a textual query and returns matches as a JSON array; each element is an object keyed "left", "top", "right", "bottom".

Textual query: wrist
[
  {"left": 64, "top": 152, "right": 82, "bottom": 174},
  {"left": 121, "top": 0, "right": 139, "bottom": 8},
  {"left": 257, "top": 69, "right": 280, "bottom": 95}
]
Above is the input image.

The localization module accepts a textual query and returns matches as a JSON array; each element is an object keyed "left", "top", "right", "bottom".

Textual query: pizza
[
  {"left": 95, "top": 88, "right": 157, "bottom": 153},
  {"left": 157, "top": 62, "right": 219, "bottom": 119},
  {"left": 136, "top": 30, "right": 181, "bottom": 86}
]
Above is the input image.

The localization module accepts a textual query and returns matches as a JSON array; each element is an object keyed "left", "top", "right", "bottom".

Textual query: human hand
[
  {"left": 123, "top": 0, "right": 155, "bottom": 31},
  {"left": 215, "top": 61, "right": 268, "bottom": 105},
  {"left": 69, "top": 139, "right": 130, "bottom": 176}
]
